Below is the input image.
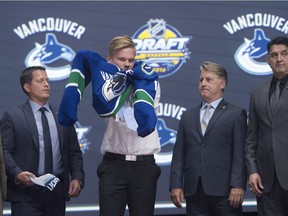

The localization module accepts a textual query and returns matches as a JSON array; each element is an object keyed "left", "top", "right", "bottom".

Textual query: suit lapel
[
  {"left": 204, "top": 100, "right": 228, "bottom": 135},
  {"left": 272, "top": 81, "right": 288, "bottom": 116},
  {"left": 262, "top": 81, "right": 274, "bottom": 119},
  {"left": 194, "top": 104, "right": 203, "bottom": 136},
  {"left": 22, "top": 101, "right": 39, "bottom": 150}
]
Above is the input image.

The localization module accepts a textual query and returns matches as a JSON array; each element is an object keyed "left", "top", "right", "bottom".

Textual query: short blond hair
[{"left": 108, "top": 35, "right": 136, "bottom": 57}]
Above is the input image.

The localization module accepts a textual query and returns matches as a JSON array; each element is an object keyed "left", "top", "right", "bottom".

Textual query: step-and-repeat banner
[{"left": 1, "top": 1, "right": 288, "bottom": 215}]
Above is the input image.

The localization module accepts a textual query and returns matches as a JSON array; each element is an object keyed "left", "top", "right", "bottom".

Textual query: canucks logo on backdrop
[
  {"left": 132, "top": 19, "right": 192, "bottom": 78},
  {"left": 234, "top": 29, "right": 271, "bottom": 75},
  {"left": 14, "top": 17, "right": 86, "bottom": 81},
  {"left": 14, "top": 17, "right": 91, "bottom": 152},
  {"left": 223, "top": 13, "right": 288, "bottom": 75},
  {"left": 25, "top": 33, "right": 75, "bottom": 81},
  {"left": 155, "top": 103, "right": 186, "bottom": 166}
]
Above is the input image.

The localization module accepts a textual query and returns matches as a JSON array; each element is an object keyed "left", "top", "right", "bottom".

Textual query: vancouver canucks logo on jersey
[
  {"left": 102, "top": 72, "right": 127, "bottom": 102},
  {"left": 132, "top": 19, "right": 192, "bottom": 78},
  {"left": 234, "top": 29, "right": 271, "bottom": 75},
  {"left": 25, "top": 33, "right": 75, "bottom": 81}
]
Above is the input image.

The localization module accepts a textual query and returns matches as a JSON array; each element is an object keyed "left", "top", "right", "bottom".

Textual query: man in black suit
[
  {"left": 170, "top": 61, "right": 247, "bottom": 216},
  {"left": 245, "top": 36, "right": 288, "bottom": 215},
  {"left": 0, "top": 66, "right": 84, "bottom": 216}
]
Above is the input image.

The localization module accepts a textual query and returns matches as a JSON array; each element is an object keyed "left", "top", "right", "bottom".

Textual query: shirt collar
[
  {"left": 29, "top": 100, "right": 50, "bottom": 113},
  {"left": 272, "top": 74, "right": 288, "bottom": 85},
  {"left": 201, "top": 97, "right": 222, "bottom": 110}
]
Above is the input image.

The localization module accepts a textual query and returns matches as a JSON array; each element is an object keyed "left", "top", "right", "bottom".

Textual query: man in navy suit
[
  {"left": 0, "top": 66, "right": 84, "bottom": 216},
  {"left": 170, "top": 61, "right": 247, "bottom": 216}
]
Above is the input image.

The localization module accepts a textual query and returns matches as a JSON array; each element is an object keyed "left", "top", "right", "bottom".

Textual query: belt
[{"left": 104, "top": 152, "right": 154, "bottom": 162}]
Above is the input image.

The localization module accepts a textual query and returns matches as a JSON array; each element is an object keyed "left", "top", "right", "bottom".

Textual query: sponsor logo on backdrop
[
  {"left": 14, "top": 17, "right": 86, "bottom": 81},
  {"left": 132, "top": 19, "right": 192, "bottom": 78},
  {"left": 155, "top": 102, "right": 186, "bottom": 166},
  {"left": 75, "top": 121, "right": 91, "bottom": 154},
  {"left": 223, "top": 13, "right": 288, "bottom": 75}
]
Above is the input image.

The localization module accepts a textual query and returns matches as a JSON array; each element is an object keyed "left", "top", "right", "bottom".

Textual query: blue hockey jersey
[{"left": 58, "top": 50, "right": 158, "bottom": 137}]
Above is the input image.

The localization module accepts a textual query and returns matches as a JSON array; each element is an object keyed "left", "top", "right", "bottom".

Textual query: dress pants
[
  {"left": 11, "top": 181, "right": 65, "bottom": 216},
  {"left": 186, "top": 178, "right": 242, "bottom": 216},
  {"left": 257, "top": 175, "right": 288, "bottom": 216},
  {"left": 97, "top": 155, "right": 161, "bottom": 216}
]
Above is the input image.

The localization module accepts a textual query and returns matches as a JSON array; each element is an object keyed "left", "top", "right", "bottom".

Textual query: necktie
[
  {"left": 39, "top": 107, "right": 53, "bottom": 174},
  {"left": 270, "top": 80, "right": 280, "bottom": 114},
  {"left": 201, "top": 104, "right": 212, "bottom": 135}
]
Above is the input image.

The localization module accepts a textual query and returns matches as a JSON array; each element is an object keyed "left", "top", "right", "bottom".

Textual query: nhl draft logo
[
  {"left": 234, "top": 29, "right": 271, "bottom": 75},
  {"left": 25, "top": 33, "right": 75, "bottom": 81},
  {"left": 132, "top": 19, "right": 192, "bottom": 78}
]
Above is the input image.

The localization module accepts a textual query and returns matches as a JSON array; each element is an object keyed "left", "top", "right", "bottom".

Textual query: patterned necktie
[
  {"left": 201, "top": 104, "right": 212, "bottom": 135},
  {"left": 270, "top": 80, "right": 280, "bottom": 114},
  {"left": 39, "top": 107, "right": 53, "bottom": 174}
]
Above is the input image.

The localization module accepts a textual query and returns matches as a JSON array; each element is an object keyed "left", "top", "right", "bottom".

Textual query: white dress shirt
[
  {"left": 200, "top": 97, "right": 223, "bottom": 121},
  {"left": 100, "top": 83, "right": 161, "bottom": 155}
]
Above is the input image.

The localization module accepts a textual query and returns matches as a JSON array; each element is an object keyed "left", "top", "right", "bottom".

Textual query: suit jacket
[
  {"left": 0, "top": 100, "right": 84, "bottom": 202},
  {"left": 170, "top": 99, "right": 247, "bottom": 197},
  {"left": 245, "top": 80, "right": 288, "bottom": 192},
  {"left": 0, "top": 134, "right": 7, "bottom": 215}
]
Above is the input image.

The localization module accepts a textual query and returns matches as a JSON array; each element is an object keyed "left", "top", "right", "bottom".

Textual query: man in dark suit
[
  {"left": 170, "top": 61, "right": 247, "bottom": 216},
  {"left": 0, "top": 66, "right": 84, "bottom": 216},
  {"left": 0, "top": 135, "right": 6, "bottom": 216},
  {"left": 245, "top": 36, "right": 288, "bottom": 216}
]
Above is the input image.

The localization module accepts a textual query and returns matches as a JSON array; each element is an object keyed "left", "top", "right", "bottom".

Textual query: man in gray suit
[
  {"left": 170, "top": 61, "right": 247, "bottom": 216},
  {"left": 245, "top": 36, "right": 288, "bottom": 216},
  {"left": 0, "top": 66, "right": 84, "bottom": 216}
]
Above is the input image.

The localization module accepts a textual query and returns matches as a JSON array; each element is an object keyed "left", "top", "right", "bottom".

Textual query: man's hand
[
  {"left": 16, "top": 171, "right": 35, "bottom": 187},
  {"left": 228, "top": 187, "right": 244, "bottom": 208},
  {"left": 170, "top": 188, "right": 185, "bottom": 208},
  {"left": 249, "top": 173, "right": 264, "bottom": 197},
  {"left": 68, "top": 179, "right": 82, "bottom": 197}
]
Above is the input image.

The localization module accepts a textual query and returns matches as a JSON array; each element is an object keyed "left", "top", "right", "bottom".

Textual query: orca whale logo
[
  {"left": 25, "top": 33, "right": 75, "bottom": 81},
  {"left": 234, "top": 29, "right": 271, "bottom": 76},
  {"left": 102, "top": 72, "right": 127, "bottom": 102}
]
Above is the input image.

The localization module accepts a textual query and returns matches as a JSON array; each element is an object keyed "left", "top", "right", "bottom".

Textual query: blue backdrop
[{"left": 1, "top": 1, "right": 288, "bottom": 215}]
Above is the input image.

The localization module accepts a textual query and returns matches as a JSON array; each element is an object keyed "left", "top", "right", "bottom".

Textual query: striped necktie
[{"left": 201, "top": 104, "right": 212, "bottom": 135}]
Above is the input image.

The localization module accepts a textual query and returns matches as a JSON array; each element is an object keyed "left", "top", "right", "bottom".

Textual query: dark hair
[
  {"left": 267, "top": 36, "right": 288, "bottom": 53},
  {"left": 20, "top": 66, "right": 46, "bottom": 94}
]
